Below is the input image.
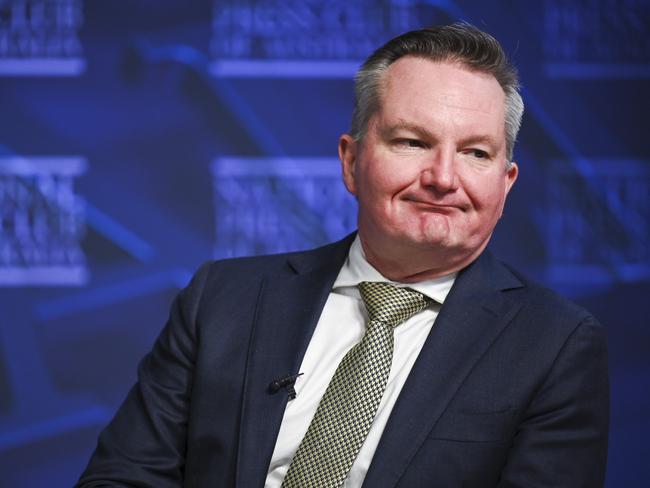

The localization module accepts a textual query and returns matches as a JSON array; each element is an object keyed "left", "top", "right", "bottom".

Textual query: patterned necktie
[{"left": 282, "top": 281, "right": 431, "bottom": 487}]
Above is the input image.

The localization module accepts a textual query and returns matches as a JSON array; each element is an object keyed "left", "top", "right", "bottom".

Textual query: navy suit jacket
[{"left": 77, "top": 234, "right": 609, "bottom": 487}]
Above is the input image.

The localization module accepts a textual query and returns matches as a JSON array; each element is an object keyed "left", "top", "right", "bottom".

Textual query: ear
[
  {"left": 338, "top": 134, "right": 358, "bottom": 196},
  {"left": 504, "top": 161, "right": 518, "bottom": 197},
  {"left": 498, "top": 162, "right": 518, "bottom": 218}
]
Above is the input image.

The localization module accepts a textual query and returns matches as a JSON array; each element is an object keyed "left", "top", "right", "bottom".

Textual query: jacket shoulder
[
  {"left": 185, "top": 235, "right": 354, "bottom": 296},
  {"left": 499, "top": 260, "right": 601, "bottom": 331}
]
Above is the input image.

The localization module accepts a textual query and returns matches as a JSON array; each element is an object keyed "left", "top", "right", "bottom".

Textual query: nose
[{"left": 419, "top": 149, "right": 459, "bottom": 193}]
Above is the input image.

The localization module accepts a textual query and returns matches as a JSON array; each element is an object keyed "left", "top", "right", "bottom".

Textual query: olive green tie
[{"left": 282, "top": 281, "right": 431, "bottom": 487}]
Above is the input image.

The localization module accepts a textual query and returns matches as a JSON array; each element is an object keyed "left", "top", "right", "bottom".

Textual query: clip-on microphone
[{"left": 268, "top": 372, "right": 304, "bottom": 400}]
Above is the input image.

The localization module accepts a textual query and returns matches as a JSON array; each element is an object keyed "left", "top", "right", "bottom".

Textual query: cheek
[
  {"left": 357, "top": 164, "right": 397, "bottom": 202},
  {"left": 462, "top": 171, "right": 508, "bottom": 209}
]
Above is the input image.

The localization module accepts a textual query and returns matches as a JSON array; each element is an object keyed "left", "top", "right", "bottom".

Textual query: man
[{"left": 77, "top": 23, "right": 609, "bottom": 487}]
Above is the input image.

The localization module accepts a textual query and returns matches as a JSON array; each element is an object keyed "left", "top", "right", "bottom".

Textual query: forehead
[{"left": 376, "top": 57, "right": 506, "bottom": 138}]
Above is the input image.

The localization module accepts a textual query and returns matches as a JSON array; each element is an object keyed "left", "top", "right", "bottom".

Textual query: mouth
[{"left": 403, "top": 197, "right": 465, "bottom": 213}]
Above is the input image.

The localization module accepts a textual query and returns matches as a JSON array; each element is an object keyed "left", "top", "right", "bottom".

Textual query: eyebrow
[
  {"left": 457, "top": 135, "right": 501, "bottom": 150},
  {"left": 379, "top": 121, "right": 434, "bottom": 141}
]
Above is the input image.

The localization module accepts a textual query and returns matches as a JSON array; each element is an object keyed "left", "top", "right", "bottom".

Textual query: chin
[{"left": 401, "top": 232, "right": 452, "bottom": 250}]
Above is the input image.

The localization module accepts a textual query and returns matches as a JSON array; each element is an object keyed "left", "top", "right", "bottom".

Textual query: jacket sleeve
[
  {"left": 75, "top": 263, "right": 211, "bottom": 488},
  {"left": 497, "top": 315, "right": 610, "bottom": 488}
]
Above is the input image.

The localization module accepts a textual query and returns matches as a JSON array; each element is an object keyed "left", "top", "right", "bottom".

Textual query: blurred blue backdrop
[{"left": 0, "top": 1, "right": 648, "bottom": 486}]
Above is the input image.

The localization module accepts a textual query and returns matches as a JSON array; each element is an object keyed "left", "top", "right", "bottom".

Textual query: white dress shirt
[{"left": 265, "top": 236, "right": 456, "bottom": 487}]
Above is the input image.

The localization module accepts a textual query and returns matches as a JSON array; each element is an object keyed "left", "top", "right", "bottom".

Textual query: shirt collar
[{"left": 333, "top": 235, "right": 456, "bottom": 304}]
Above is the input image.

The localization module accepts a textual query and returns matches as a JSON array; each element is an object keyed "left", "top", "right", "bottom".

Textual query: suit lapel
[
  {"left": 235, "top": 235, "right": 354, "bottom": 488},
  {"left": 362, "top": 251, "right": 524, "bottom": 488}
]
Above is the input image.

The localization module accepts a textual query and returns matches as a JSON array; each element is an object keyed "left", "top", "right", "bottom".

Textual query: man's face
[{"left": 339, "top": 57, "right": 518, "bottom": 274}]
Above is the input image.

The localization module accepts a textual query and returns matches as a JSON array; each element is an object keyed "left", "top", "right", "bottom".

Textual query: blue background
[{"left": 0, "top": 1, "right": 648, "bottom": 486}]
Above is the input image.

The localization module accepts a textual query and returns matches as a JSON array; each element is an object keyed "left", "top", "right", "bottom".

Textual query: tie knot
[{"left": 358, "top": 281, "right": 431, "bottom": 328}]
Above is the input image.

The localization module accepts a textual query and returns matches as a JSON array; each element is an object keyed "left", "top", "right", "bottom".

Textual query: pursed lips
[{"left": 402, "top": 196, "right": 467, "bottom": 212}]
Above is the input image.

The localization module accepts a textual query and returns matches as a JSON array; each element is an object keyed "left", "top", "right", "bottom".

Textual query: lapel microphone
[{"left": 268, "top": 373, "right": 304, "bottom": 400}]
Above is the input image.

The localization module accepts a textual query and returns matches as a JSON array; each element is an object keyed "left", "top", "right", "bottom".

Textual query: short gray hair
[{"left": 350, "top": 23, "right": 524, "bottom": 162}]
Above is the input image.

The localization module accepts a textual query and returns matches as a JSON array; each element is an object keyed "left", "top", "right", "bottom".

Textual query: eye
[
  {"left": 393, "top": 138, "right": 427, "bottom": 149},
  {"left": 466, "top": 149, "right": 490, "bottom": 159}
]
